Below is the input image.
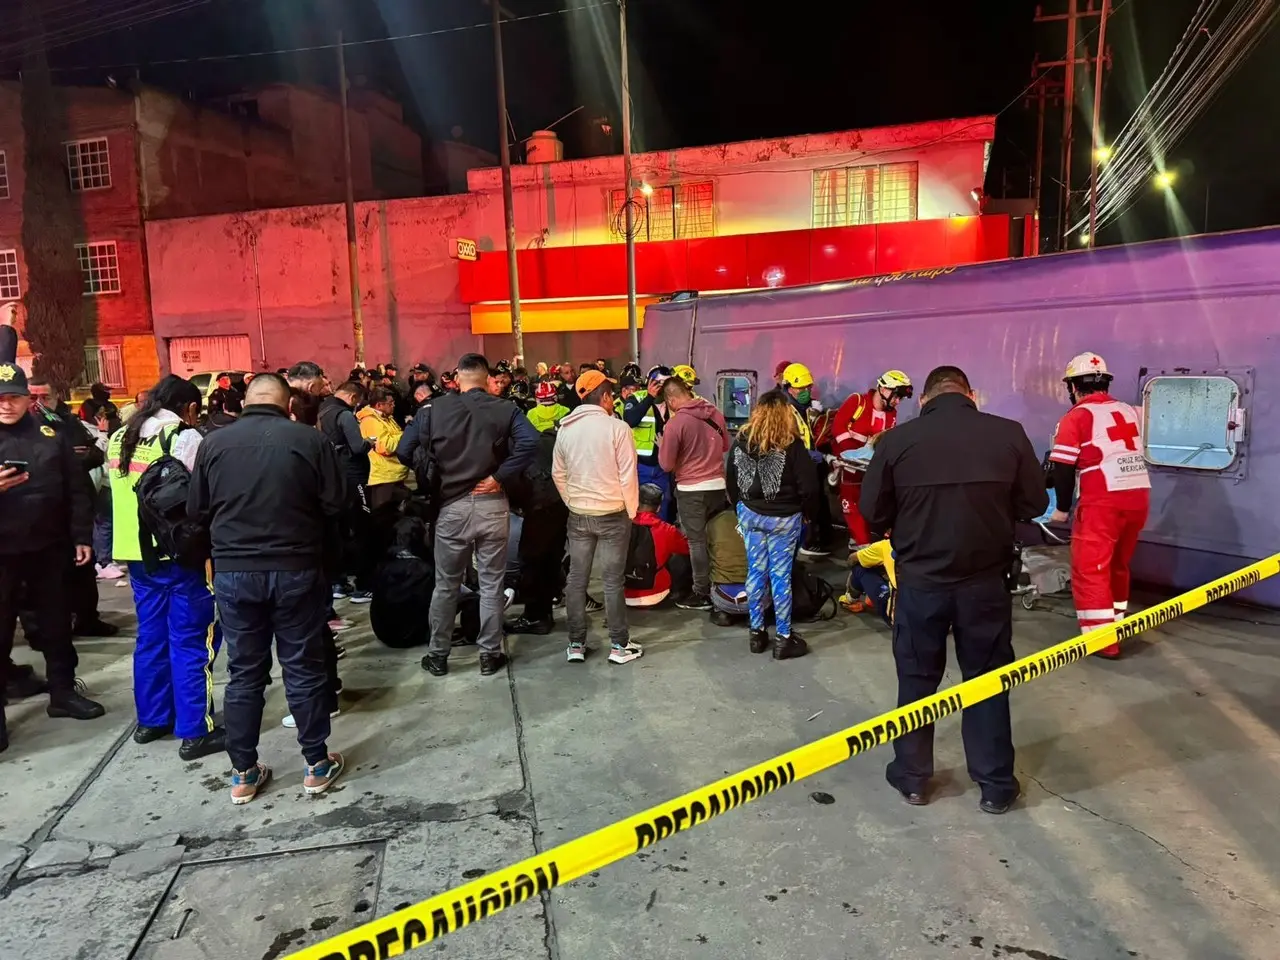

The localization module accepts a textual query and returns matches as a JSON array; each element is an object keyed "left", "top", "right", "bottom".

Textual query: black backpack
[
  {"left": 136, "top": 427, "right": 210, "bottom": 573},
  {"left": 624, "top": 524, "right": 659, "bottom": 591},
  {"left": 790, "top": 561, "right": 839, "bottom": 622}
]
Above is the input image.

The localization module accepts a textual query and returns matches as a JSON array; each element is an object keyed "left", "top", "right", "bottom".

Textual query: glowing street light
[
  {"left": 1080, "top": 231, "right": 1092, "bottom": 245},
  {"left": 1154, "top": 170, "right": 1176, "bottom": 190},
  {"left": 1093, "top": 145, "right": 1112, "bottom": 163},
  {"left": 639, "top": 181, "right": 654, "bottom": 196}
]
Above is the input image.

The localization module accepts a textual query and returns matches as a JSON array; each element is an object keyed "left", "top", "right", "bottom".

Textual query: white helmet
[{"left": 1063, "top": 352, "right": 1110, "bottom": 381}]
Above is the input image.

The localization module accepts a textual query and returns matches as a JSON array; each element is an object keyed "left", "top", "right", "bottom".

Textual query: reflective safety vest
[
  {"left": 107, "top": 423, "right": 180, "bottom": 563},
  {"left": 631, "top": 406, "right": 659, "bottom": 456},
  {"left": 792, "top": 406, "right": 813, "bottom": 450}
]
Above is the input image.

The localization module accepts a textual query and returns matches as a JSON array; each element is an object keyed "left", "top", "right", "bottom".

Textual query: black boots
[
  {"left": 46, "top": 688, "right": 106, "bottom": 720},
  {"left": 504, "top": 616, "right": 553, "bottom": 636},
  {"left": 179, "top": 726, "right": 227, "bottom": 761},
  {"left": 133, "top": 724, "right": 173, "bottom": 744},
  {"left": 479, "top": 652, "right": 509, "bottom": 676},
  {"left": 772, "top": 631, "right": 809, "bottom": 661},
  {"left": 422, "top": 654, "right": 448, "bottom": 677},
  {"left": 749, "top": 629, "right": 770, "bottom": 654}
]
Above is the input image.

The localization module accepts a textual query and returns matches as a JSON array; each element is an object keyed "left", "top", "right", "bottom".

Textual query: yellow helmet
[
  {"left": 781, "top": 362, "right": 814, "bottom": 389},
  {"left": 878, "top": 369, "right": 911, "bottom": 390},
  {"left": 673, "top": 364, "right": 699, "bottom": 386}
]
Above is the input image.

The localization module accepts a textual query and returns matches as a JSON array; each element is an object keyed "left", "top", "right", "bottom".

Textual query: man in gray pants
[
  {"left": 552, "top": 371, "right": 642, "bottom": 664},
  {"left": 396, "top": 353, "right": 538, "bottom": 677}
]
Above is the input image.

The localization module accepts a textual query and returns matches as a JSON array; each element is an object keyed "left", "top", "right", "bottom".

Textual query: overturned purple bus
[{"left": 641, "top": 227, "right": 1277, "bottom": 606}]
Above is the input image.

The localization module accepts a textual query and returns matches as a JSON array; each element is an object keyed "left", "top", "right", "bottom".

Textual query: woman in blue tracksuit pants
[
  {"left": 725, "top": 389, "right": 821, "bottom": 660},
  {"left": 108, "top": 376, "right": 224, "bottom": 761}
]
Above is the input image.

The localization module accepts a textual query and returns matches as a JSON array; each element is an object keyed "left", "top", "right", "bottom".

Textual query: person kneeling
[
  {"left": 849, "top": 538, "right": 896, "bottom": 626},
  {"left": 624, "top": 483, "right": 691, "bottom": 607}
]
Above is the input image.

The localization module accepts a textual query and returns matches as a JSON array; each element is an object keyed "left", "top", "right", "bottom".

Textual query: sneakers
[
  {"left": 47, "top": 688, "right": 106, "bottom": 720},
  {"left": 675, "top": 592, "right": 712, "bottom": 611},
  {"left": 608, "top": 642, "right": 643, "bottom": 664},
  {"left": 839, "top": 593, "right": 868, "bottom": 614},
  {"left": 422, "top": 654, "right": 448, "bottom": 676},
  {"left": 74, "top": 619, "right": 120, "bottom": 638},
  {"left": 303, "top": 752, "right": 345, "bottom": 795},
  {"left": 503, "top": 587, "right": 516, "bottom": 611},
  {"left": 347, "top": 590, "right": 373, "bottom": 605},
  {"left": 328, "top": 618, "right": 354, "bottom": 633},
  {"left": 584, "top": 595, "right": 604, "bottom": 614},
  {"left": 772, "top": 631, "right": 809, "bottom": 660},
  {"left": 566, "top": 643, "right": 587, "bottom": 663},
  {"left": 552, "top": 595, "right": 566, "bottom": 610},
  {"left": 749, "top": 628, "right": 770, "bottom": 654},
  {"left": 179, "top": 726, "right": 227, "bottom": 761},
  {"left": 504, "top": 616, "right": 553, "bottom": 636},
  {"left": 230, "top": 762, "right": 272, "bottom": 805},
  {"left": 95, "top": 562, "right": 125, "bottom": 581},
  {"left": 332, "top": 582, "right": 352, "bottom": 601},
  {"left": 479, "top": 652, "right": 508, "bottom": 676},
  {"left": 798, "top": 545, "right": 830, "bottom": 558},
  {"left": 283, "top": 709, "right": 340, "bottom": 729},
  {"left": 133, "top": 723, "right": 172, "bottom": 744},
  {"left": 334, "top": 643, "right": 347, "bottom": 660}
]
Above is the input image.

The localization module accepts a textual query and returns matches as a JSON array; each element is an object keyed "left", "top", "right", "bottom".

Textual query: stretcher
[{"left": 1014, "top": 490, "right": 1071, "bottom": 609}]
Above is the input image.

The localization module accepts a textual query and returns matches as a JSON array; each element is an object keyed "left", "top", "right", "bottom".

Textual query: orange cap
[{"left": 574, "top": 370, "right": 616, "bottom": 398}]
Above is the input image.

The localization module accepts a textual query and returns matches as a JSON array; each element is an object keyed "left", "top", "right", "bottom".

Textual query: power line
[
  {"left": 46, "top": 1, "right": 614, "bottom": 73},
  {"left": 1, "top": 0, "right": 213, "bottom": 63}
]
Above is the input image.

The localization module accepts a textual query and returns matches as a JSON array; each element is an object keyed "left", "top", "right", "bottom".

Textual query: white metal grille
[
  {"left": 812, "top": 162, "right": 918, "bottom": 227},
  {"left": 0, "top": 249, "right": 19, "bottom": 300},
  {"left": 610, "top": 181, "right": 715, "bottom": 242},
  {"left": 76, "top": 241, "right": 122, "bottom": 295},
  {"left": 0, "top": 151, "right": 9, "bottom": 200},
  {"left": 82, "top": 344, "right": 125, "bottom": 389},
  {"left": 66, "top": 137, "right": 112, "bottom": 191}
]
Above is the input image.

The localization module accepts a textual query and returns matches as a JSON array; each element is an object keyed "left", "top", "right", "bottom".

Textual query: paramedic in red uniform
[
  {"left": 1047, "top": 352, "right": 1151, "bottom": 659},
  {"left": 830, "top": 370, "right": 913, "bottom": 545}
]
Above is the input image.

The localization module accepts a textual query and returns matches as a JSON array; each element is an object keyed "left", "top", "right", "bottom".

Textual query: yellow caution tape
[{"left": 289, "top": 553, "right": 1280, "bottom": 960}]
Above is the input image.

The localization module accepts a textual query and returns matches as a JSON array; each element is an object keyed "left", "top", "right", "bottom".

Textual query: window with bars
[
  {"left": 0, "top": 249, "right": 18, "bottom": 300},
  {"left": 609, "top": 181, "right": 715, "bottom": 242},
  {"left": 66, "top": 137, "right": 112, "bottom": 191},
  {"left": 83, "top": 344, "right": 125, "bottom": 389},
  {"left": 0, "top": 151, "right": 8, "bottom": 200},
  {"left": 76, "top": 241, "right": 122, "bottom": 295},
  {"left": 812, "top": 162, "right": 919, "bottom": 227}
]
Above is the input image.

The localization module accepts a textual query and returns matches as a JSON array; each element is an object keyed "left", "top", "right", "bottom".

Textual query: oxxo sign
[{"left": 452, "top": 238, "right": 478, "bottom": 261}]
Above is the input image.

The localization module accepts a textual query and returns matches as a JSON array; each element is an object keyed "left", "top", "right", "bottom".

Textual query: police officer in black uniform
[{"left": 0, "top": 361, "right": 105, "bottom": 753}]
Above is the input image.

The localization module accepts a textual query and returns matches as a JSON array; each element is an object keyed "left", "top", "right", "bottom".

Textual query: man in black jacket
[
  {"left": 0, "top": 362, "right": 104, "bottom": 752},
  {"left": 318, "top": 381, "right": 373, "bottom": 601},
  {"left": 396, "top": 352, "right": 538, "bottom": 676},
  {"left": 189, "top": 373, "right": 348, "bottom": 803},
  {"left": 860, "top": 365, "right": 1047, "bottom": 815}
]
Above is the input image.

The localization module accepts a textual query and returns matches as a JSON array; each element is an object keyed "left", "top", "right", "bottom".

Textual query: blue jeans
[
  {"left": 735, "top": 504, "right": 803, "bottom": 637},
  {"left": 850, "top": 565, "right": 893, "bottom": 625},
  {"left": 214, "top": 568, "right": 331, "bottom": 769},
  {"left": 128, "top": 560, "right": 220, "bottom": 739}
]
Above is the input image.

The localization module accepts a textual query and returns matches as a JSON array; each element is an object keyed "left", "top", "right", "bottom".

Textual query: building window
[
  {"left": 1142, "top": 374, "right": 1246, "bottom": 471},
  {"left": 0, "top": 249, "right": 19, "bottom": 300},
  {"left": 812, "top": 161, "right": 919, "bottom": 228},
  {"left": 76, "top": 241, "right": 122, "bottom": 295},
  {"left": 66, "top": 137, "right": 112, "bottom": 192},
  {"left": 83, "top": 344, "right": 125, "bottom": 390},
  {"left": 716, "top": 370, "right": 757, "bottom": 431},
  {"left": 0, "top": 151, "right": 9, "bottom": 200},
  {"left": 610, "top": 181, "right": 715, "bottom": 242}
]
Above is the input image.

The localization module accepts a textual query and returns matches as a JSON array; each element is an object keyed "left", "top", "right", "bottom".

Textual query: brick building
[{"left": 0, "top": 79, "right": 426, "bottom": 395}]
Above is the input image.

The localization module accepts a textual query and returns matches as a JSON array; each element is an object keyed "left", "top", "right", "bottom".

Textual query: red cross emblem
[
  {"left": 1106, "top": 411, "right": 1139, "bottom": 450},
  {"left": 1089, "top": 356, "right": 1102, "bottom": 367}
]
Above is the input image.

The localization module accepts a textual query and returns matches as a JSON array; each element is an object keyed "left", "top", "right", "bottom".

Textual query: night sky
[{"left": 7, "top": 0, "right": 1280, "bottom": 245}]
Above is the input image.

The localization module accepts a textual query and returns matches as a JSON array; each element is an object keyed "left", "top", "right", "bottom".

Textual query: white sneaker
[
  {"left": 282, "top": 709, "right": 340, "bottom": 729},
  {"left": 566, "top": 643, "right": 586, "bottom": 663},
  {"left": 503, "top": 587, "right": 516, "bottom": 611},
  {"left": 95, "top": 562, "right": 125, "bottom": 581},
  {"left": 607, "top": 642, "right": 643, "bottom": 664},
  {"left": 328, "top": 618, "right": 354, "bottom": 632}
]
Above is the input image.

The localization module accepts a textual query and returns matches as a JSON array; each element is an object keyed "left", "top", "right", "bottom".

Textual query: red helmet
[{"left": 534, "top": 380, "right": 557, "bottom": 402}]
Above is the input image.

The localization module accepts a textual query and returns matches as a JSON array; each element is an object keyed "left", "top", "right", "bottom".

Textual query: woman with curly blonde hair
[{"left": 725, "top": 389, "right": 821, "bottom": 659}]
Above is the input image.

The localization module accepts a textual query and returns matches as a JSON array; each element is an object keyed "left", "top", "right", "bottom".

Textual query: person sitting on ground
[
  {"left": 726, "top": 389, "right": 820, "bottom": 659},
  {"left": 850, "top": 536, "right": 896, "bottom": 626},
  {"left": 527, "top": 380, "right": 570, "bottom": 433},
  {"left": 370, "top": 513, "right": 479, "bottom": 649},
  {"left": 624, "top": 483, "right": 691, "bottom": 608},
  {"left": 707, "top": 502, "right": 752, "bottom": 627}
]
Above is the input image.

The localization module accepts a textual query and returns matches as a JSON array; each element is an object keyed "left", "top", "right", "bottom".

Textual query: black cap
[
  {"left": 619, "top": 374, "right": 643, "bottom": 388},
  {"left": 0, "top": 362, "right": 29, "bottom": 397}
]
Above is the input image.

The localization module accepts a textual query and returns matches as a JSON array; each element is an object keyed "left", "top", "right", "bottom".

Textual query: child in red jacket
[{"left": 625, "top": 484, "right": 692, "bottom": 606}]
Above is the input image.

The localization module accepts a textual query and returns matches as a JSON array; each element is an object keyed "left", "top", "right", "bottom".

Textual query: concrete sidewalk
[{"left": 1, "top": 570, "right": 1277, "bottom": 960}]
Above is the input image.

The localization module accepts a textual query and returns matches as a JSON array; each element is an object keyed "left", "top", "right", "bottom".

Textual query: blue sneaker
[
  {"left": 230, "top": 762, "right": 272, "bottom": 805},
  {"left": 304, "top": 752, "right": 345, "bottom": 795}
]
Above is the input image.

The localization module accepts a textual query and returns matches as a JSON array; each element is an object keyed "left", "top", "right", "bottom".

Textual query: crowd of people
[{"left": 0, "top": 295, "right": 1153, "bottom": 814}]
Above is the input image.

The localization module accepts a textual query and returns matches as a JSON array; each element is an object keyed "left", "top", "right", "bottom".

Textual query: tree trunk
[{"left": 20, "top": 7, "right": 87, "bottom": 394}]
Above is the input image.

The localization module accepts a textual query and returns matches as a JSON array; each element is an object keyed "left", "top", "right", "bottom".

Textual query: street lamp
[
  {"left": 1093, "top": 145, "right": 1112, "bottom": 163},
  {"left": 1154, "top": 170, "right": 1176, "bottom": 190},
  {"left": 1079, "top": 231, "right": 1092, "bottom": 245}
]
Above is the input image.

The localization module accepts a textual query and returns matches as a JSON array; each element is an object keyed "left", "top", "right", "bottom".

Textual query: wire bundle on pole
[{"left": 1070, "top": 0, "right": 1280, "bottom": 239}]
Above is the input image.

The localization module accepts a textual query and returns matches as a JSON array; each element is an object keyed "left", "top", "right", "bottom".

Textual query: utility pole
[
  {"left": 619, "top": 0, "right": 639, "bottom": 364},
  {"left": 1034, "top": 0, "right": 1103, "bottom": 250},
  {"left": 1087, "top": 0, "right": 1111, "bottom": 244},
  {"left": 492, "top": 1, "right": 524, "bottom": 364},
  {"left": 337, "top": 31, "right": 364, "bottom": 366}
]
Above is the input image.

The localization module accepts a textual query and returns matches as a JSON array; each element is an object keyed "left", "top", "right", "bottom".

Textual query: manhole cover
[{"left": 132, "top": 841, "right": 385, "bottom": 959}]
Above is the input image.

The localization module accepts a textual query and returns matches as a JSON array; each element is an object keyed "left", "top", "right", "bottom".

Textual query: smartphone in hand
[{"left": 1, "top": 460, "right": 29, "bottom": 472}]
